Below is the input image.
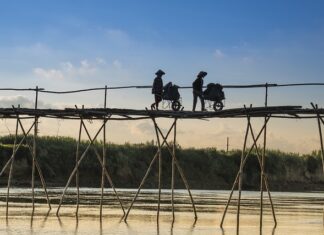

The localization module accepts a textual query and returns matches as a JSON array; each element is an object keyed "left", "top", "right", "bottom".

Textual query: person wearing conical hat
[
  {"left": 151, "top": 69, "right": 165, "bottom": 110},
  {"left": 192, "top": 71, "right": 207, "bottom": 111}
]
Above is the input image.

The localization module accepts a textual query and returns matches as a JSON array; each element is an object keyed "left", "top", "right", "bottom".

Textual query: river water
[{"left": 0, "top": 188, "right": 323, "bottom": 234}]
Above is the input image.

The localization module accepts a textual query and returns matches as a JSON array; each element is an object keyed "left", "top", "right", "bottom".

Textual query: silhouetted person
[
  {"left": 151, "top": 69, "right": 165, "bottom": 110},
  {"left": 192, "top": 71, "right": 207, "bottom": 111}
]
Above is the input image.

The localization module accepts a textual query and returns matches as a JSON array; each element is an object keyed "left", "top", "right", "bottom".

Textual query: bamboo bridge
[{"left": 0, "top": 83, "right": 324, "bottom": 233}]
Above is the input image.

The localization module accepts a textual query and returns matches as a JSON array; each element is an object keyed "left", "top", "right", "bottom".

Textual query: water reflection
[{"left": 0, "top": 189, "right": 324, "bottom": 234}]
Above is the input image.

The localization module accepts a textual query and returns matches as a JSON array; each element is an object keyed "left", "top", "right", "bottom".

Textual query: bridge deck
[{"left": 0, "top": 105, "right": 323, "bottom": 120}]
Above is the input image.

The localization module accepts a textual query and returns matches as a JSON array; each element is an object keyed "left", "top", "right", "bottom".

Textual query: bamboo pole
[
  {"left": 220, "top": 115, "right": 271, "bottom": 227},
  {"left": 311, "top": 103, "right": 324, "bottom": 173},
  {"left": 0, "top": 122, "right": 35, "bottom": 177},
  {"left": 250, "top": 121, "right": 277, "bottom": 227},
  {"left": 80, "top": 120, "right": 125, "bottom": 216},
  {"left": 237, "top": 116, "right": 250, "bottom": 234},
  {"left": 155, "top": 124, "right": 197, "bottom": 219},
  {"left": 75, "top": 121, "right": 82, "bottom": 215},
  {"left": 124, "top": 152, "right": 159, "bottom": 221},
  {"left": 152, "top": 118, "right": 163, "bottom": 222},
  {"left": 31, "top": 86, "right": 39, "bottom": 213},
  {"left": 173, "top": 156, "right": 197, "bottom": 220},
  {"left": 56, "top": 120, "right": 107, "bottom": 215},
  {"left": 171, "top": 119, "right": 177, "bottom": 222},
  {"left": 15, "top": 117, "right": 52, "bottom": 210},
  {"left": 260, "top": 83, "right": 269, "bottom": 229},
  {"left": 248, "top": 121, "right": 277, "bottom": 226},
  {"left": 124, "top": 122, "right": 176, "bottom": 221},
  {"left": 6, "top": 116, "right": 19, "bottom": 216},
  {"left": 100, "top": 86, "right": 108, "bottom": 217}
]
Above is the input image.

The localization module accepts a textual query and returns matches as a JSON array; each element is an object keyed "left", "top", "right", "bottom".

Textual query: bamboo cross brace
[
  {"left": 56, "top": 120, "right": 107, "bottom": 216},
  {"left": 311, "top": 103, "right": 324, "bottom": 174},
  {"left": 248, "top": 118, "right": 277, "bottom": 226},
  {"left": 152, "top": 118, "right": 163, "bottom": 222},
  {"left": 124, "top": 120, "right": 176, "bottom": 221},
  {"left": 80, "top": 119, "right": 126, "bottom": 216},
  {"left": 236, "top": 115, "right": 250, "bottom": 234},
  {"left": 75, "top": 120, "right": 82, "bottom": 215},
  {"left": 0, "top": 122, "right": 35, "bottom": 177},
  {"left": 15, "top": 117, "right": 52, "bottom": 211},
  {"left": 171, "top": 119, "right": 177, "bottom": 222},
  {"left": 154, "top": 121, "right": 197, "bottom": 220},
  {"left": 6, "top": 117, "right": 19, "bottom": 216},
  {"left": 220, "top": 115, "right": 271, "bottom": 228}
]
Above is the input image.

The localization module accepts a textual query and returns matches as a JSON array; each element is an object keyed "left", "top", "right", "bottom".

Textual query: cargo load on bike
[
  {"left": 162, "top": 82, "right": 182, "bottom": 111},
  {"left": 203, "top": 83, "right": 225, "bottom": 111}
]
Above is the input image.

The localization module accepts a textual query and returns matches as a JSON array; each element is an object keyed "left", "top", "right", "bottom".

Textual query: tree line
[{"left": 0, "top": 135, "right": 323, "bottom": 191}]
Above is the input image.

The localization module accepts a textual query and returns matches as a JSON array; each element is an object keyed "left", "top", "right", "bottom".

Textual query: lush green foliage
[{"left": 0, "top": 135, "right": 323, "bottom": 190}]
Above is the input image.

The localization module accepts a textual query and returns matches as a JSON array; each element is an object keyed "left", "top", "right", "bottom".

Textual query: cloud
[
  {"left": 129, "top": 121, "right": 154, "bottom": 136},
  {"left": 33, "top": 68, "right": 65, "bottom": 80},
  {"left": 33, "top": 58, "right": 107, "bottom": 80},
  {"left": 112, "top": 59, "right": 122, "bottom": 69},
  {"left": 0, "top": 96, "right": 53, "bottom": 109},
  {"left": 214, "top": 49, "right": 225, "bottom": 59},
  {"left": 242, "top": 56, "right": 254, "bottom": 64},
  {"left": 105, "top": 29, "right": 131, "bottom": 47}
]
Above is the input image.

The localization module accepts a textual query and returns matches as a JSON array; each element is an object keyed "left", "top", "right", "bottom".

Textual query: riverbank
[{"left": 0, "top": 135, "right": 323, "bottom": 191}]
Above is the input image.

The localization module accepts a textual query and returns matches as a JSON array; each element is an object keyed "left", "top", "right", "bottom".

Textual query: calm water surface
[{"left": 0, "top": 188, "right": 323, "bottom": 234}]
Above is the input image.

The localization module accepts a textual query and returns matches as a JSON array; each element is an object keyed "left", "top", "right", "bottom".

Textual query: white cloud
[
  {"left": 214, "top": 49, "right": 225, "bottom": 59},
  {"left": 0, "top": 96, "right": 53, "bottom": 109},
  {"left": 96, "top": 57, "right": 106, "bottom": 65},
  {"left": 33, "top": 68, "right": 65, "bottom": 80},
  {"left": 80, "top": 59, "right": 90, "bottom": 69},
  {"left": 242, "top": 56, "right": 254, "bottom": 64},
  {"left": 105, "top": 29, "right": 131, "bottom": 46},
  {"left": 129, "top": 121, "right": 154, "bottom": 136},
  {"left": 33, "top": 58, "right": 109, "bottom": 80},
  {"left": 113, "top": 59, "right": 122, "bottom": 69}
]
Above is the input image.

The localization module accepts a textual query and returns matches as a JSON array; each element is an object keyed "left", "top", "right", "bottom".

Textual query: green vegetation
[{"left": 0, "top": 135, "right": 323, "bottom": 191}]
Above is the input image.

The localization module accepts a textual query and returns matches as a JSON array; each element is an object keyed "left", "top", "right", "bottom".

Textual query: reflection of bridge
[{"left": 1, "top": 84, "right": 324, "bottom": 232}]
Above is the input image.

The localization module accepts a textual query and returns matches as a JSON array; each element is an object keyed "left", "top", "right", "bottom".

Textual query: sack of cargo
[{"left": 203, "top": 83, "right": 225, "bottom": 101}]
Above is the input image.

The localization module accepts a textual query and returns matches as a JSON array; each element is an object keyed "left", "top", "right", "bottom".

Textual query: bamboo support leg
[
  {"left": 155, "top": 123, "right": 197, "bottom": 220},
  {"left": 260, "top": 120, "right": 267, "bottom": 229},
  {"left": 220, "top": 172, "right": 240, "bottom": 227},
  {"left": 311, "top": 103, "right": 324, "bottom": 173},
  {"left": 56, "top": 121, "right": 106, "bottom": 215},
  {"left": 220, "top": 116, "right": 270, "bottom": 227},
  {"left": 100, "top": 87, "right": 108, "bottom": 218},
  {"left": 94, "top": 151, "right": 126, "bottom": 215},
  {"left": 152, "top": 119, "right": 163, "bottom": 222},
  {"left": 0, "top": 122, "right": 35, "bottom": 177},
  {"left": 171, "top": 120, "right": 177, "bottom": 222},
  {"left": 80, "top": 121, "right": 125, "bottom": 216},
  {"left": 124, "top": 152, "right": 159, "bottom": 221},
  {"left": 173, "top": 157, "right": 197, "bottom": 219},
  {"left": 75, "top": 121, "right": 82, "bottom": 215},
  {"left": 17, "top": 118, "right": 51, "bottom": 210},
  {"left": 249, "top": 122, "right": 277, "bottom": 226},
  {"left": 31, "top": 118, "right": 37, "bottom": 213},
  {"left": 124, "top": 122, "right": 176, "bottom": 221},
  {"left": 6, "top": 118, "right": 19, "bottom": 216},
  {"left": 100, "top": 120, "right": 106, "bottom": 217},
  {"left": 156, "top": 124, "right": 196, "bottom": 218},
  {"left": 237, "top": 117, "right": 250, "bottom": 234}
]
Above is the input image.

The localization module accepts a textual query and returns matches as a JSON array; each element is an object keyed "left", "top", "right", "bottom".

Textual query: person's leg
[
  {"left": 192, "top": 92, "right": 198, "bottom": 111},
  {"left": 156, "top": 95, "right": 162, "bottom": 110},
  {"left": 198, "top": 93, "right": 205, "bottom": 111}
]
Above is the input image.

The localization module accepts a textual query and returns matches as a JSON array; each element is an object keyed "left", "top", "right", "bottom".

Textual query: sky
[{"left": 0, "top": 0, "right": 324, "bottom": 153}]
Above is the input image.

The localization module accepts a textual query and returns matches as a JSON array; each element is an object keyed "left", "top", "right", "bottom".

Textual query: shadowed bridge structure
[{"left": 0, "top": 83, "right": 324, "bottom": 233}]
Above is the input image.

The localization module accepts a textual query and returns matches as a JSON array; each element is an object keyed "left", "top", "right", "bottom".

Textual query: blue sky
[{"left": 0, "top": 1, "right": 323, "bottom": 152}]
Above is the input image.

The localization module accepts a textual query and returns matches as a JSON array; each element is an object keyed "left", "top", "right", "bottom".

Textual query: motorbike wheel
[
  {"left": 213, "top": 101, "right": 224, "bottom": 111},
  {"left": 172, "top": 100, "right": 181, "bottom": 111}
]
